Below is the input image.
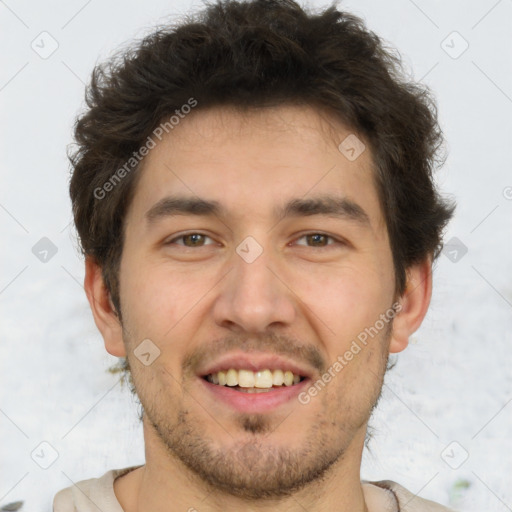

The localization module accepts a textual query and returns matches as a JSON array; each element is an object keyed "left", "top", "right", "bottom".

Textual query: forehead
[{"left": 127, "top": 104, "right": 384, "bottom": 229}]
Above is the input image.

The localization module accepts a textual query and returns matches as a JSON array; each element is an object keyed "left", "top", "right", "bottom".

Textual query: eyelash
[
  {"left": 166, "top": 232, "right": 343, "bottom": 248},
  {"left": 166, "top": 233, "right": 217, "bottom": 247}
]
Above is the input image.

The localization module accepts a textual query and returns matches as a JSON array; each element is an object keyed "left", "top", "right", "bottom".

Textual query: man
[{"left": 53, "top": 0, "right": 455, "bottom": 510}]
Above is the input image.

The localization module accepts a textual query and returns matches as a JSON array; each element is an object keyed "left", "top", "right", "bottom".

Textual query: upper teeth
[{"left": 206, "top": 369, "right": 302, "bottom": 388}]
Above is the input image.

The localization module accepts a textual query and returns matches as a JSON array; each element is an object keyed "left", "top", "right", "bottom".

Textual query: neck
[{"left": 115, "top": 417, "right": 369, "bottom": 512}]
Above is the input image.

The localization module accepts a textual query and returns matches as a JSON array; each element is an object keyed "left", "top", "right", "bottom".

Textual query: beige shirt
[{"left": 53, "top": 466, "right": 454, "bottom": 512}]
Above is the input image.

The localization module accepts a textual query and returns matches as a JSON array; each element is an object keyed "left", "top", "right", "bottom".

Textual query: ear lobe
[
  {"left": 389, "top": 259, "right": 432, "bottom": 354},
  {"left": 84, "top": 256, "right": 126, "bottom": 357}
]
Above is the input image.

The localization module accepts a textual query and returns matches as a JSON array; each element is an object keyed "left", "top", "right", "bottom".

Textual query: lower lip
[{"left": 199, "top": 377, "right": 309, "bottom": 413}]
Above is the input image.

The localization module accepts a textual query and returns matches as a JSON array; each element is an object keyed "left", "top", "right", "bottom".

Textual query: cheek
[
  {"left": 291, "top": 261, "right": 394, "bottom": 337},
  {"left": 119, "top": 257, "right": 213, "bottom": 341}
]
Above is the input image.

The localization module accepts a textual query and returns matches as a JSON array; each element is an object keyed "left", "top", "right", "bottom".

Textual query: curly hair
[{"left": 69, "top": 0, "right": 454, "bottom": 315}]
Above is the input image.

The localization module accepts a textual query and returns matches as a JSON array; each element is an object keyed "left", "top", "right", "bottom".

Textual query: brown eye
[
  {"left": 183, "top": 234, "right": 206, "bottom": 246},
  {"left": 168, "top": 233, "right": 214, "bottom": 247},
  {"left": 305, "top": 234, "right": 329, "bottom": 246},
  {"left": 295, "top": 233, "right": 336, "bottom": 247}
]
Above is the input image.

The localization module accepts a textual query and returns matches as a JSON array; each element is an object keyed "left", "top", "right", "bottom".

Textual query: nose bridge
[
  {"left": 213, "top": 238, "right": 295, "bottom": 332},
  {"left": 234, "top": 243, "right": 273, "bottom": 296}
]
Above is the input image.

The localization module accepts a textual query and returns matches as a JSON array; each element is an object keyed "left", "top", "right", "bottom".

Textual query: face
[{"left": 108, "top": 105, "right": 402, "bottom": 498}]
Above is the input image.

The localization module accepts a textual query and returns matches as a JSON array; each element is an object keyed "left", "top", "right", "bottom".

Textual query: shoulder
[
  {"left": 53, "top": 466, "right": 142, "bottom": 512},
  {"left": 363, "top": 480, "right": 455, "bottom": 512}
]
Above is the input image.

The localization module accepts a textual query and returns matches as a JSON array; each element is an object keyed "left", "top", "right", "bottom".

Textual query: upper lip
[{"left": 198, "top": 352, "right": 314, "bottom": 380}]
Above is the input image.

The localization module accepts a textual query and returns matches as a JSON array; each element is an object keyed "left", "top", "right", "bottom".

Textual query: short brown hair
[{"left": 69, "top": 0, "right": 454, "bottom": 314}]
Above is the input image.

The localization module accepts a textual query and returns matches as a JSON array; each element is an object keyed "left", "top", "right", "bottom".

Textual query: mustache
[{"left": 182, "top": 331, "right": 327, "bottom": 376}]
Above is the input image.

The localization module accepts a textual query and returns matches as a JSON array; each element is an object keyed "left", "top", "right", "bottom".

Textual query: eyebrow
[
  {"left": 145, "top": 196, "right": 222, "bottom": 224},
  {"left": 145, "top": 194, "right": 370, "bottom": 227},
  {"left": 276, "top": 195, "right": 370, "bottom": 226}
]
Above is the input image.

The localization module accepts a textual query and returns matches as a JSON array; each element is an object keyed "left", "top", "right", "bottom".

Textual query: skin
[{"left": 85, "top": 105, "right": 432, "bottom": 512}]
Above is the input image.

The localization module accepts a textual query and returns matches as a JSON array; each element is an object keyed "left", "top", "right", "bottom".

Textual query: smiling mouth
[{"left": 203, "top": 368, "right": 306, "bottom": 393}]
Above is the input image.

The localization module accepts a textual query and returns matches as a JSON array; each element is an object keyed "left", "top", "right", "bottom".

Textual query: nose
[{"left": 212, "top": 243, "right": 296, "bottom": 333}]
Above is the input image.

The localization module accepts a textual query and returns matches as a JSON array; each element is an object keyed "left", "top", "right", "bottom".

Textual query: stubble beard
[
  {"left": 123, "top": 326, "right": 391, "bottom": 500},
  {"left": 143, "top": 403, "right": 347, "bottom": 500}
]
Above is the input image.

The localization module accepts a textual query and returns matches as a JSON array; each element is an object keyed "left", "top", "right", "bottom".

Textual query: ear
[
  {"left": 84, "top": 256, "right": 126, "bottom": 357},
  {"left": 389, "top": 259, "right": 432, "bottom": 354}
]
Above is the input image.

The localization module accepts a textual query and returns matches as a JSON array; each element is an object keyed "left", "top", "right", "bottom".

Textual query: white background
[{"left": 1, "top": 1, "right": 511, "bottom": 510}]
